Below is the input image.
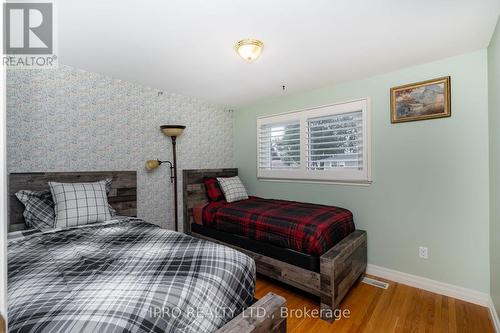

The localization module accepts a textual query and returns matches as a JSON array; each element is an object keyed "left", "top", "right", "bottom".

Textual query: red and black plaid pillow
[{"left": 204, "top": 178, "right": 224, "bottom": 201}]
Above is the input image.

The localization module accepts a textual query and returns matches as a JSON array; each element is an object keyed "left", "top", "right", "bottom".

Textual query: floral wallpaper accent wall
[{"left": 7, "top": 64, "right": 234, "bottom": 229}]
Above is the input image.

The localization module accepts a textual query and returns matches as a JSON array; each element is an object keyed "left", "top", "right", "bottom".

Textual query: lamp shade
[
  {"left": 160, "top": 125, "right": 186, "bottom": 137},
  {"left": 235, "top": 39, "right": 264, "bottom": 63},
  {"left": 145, "top": 159, "right": 161, "bottom": 171}
]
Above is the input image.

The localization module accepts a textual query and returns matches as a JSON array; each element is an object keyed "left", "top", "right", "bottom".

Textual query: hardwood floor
[{"left": 255, "top": 275, "right": 495, "bottom": 333}]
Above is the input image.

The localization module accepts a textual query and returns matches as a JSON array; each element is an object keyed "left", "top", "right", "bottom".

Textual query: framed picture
[{"left": 390, "top": 76, "right": 451, "bottom": 123}]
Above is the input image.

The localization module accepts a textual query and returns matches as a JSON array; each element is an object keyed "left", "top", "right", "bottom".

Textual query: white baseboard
[
  {"left": 366, "top": 264, "right": 490, "bottom": 307},
  {"left": 489, "top": 297, "right": 500, "bottom": 333},
  {"left": 365, "top": 264, "right": 500, "bottom": 332}
]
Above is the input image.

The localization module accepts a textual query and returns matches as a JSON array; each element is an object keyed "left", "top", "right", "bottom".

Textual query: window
[{"left": 257, "top": 98, "right": 371, "bottom": 183}]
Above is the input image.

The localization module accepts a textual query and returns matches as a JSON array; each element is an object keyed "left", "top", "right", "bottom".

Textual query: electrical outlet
[{"left": 419, "top": 246, "right": 429, "bottom": 259}]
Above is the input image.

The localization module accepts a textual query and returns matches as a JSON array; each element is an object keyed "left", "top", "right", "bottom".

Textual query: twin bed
[
  {"left": 8, "top": 171, "right": 285, "bottom": 333},
  {"left": 183, "top": 169, "right": 367, "bottom": 320},
  {"left": 8, "top": 169, "right": 367, "bottom": 332}
]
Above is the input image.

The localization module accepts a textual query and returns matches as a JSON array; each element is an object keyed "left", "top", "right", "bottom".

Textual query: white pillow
[
  {"left": 217, "top": 176, "right": 249, "bottom": 203},
  {"left": 49, "top": 180, "right": 112, "bottom": 228}
]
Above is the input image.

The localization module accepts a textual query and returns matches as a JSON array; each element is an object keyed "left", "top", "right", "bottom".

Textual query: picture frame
[{"left": 390, "top": 76, "right": 451, "bottom": 123}]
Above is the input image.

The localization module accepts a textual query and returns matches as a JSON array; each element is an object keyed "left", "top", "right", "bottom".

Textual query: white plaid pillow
[
  {"left": 217, "top": 176, "right": 249, "bottom": 203},
  {"left": 15, "top": 190, "right": 55, "bottom": 229},
  {"left": 49, "top": 180, "right": 112, "bottom": 228}
]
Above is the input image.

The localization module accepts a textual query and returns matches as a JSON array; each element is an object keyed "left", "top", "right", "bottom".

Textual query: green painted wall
[
  {"left": 489, "top": 18, "right": 500, "bottom": 315},
  {"left": 234, "top": 50, "right": 490, "bottom": 292}
]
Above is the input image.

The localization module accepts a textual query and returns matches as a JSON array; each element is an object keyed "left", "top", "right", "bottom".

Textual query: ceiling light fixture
[{"left": 235, "top": 39, "right": 264, "bottom": 63}]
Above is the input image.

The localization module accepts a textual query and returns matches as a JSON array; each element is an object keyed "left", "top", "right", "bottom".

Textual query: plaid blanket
[
  {"left": 202, "top": 197, "right": 355, "bottom": 256},
  {"left": 8, "top": 218, "right": 256, "bottom": 333}
]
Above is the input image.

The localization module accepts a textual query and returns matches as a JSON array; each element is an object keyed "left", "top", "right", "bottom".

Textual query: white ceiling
[{"left": 59, "top": 0, "right": 500, "bottom": 107}]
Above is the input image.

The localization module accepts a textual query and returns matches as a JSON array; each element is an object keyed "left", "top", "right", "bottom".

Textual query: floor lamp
[{"left": 145, "top": 125, "right": 186, "bottom": 232}]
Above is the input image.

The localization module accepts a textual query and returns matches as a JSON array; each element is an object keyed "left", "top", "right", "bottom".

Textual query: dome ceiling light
[{"left": 235, "top": 39, "right": 264, "bottom": 63}]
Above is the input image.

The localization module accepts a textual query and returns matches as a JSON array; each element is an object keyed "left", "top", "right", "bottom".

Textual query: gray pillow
[
  {"left": 49, "top": 180, "right": 112, "bottom": 228},
  {"left": 15, "top": 190, "right": 55, "bottom": 229},
  {"left": 217, "top": 176, "right": 249, "bottom": 203}
]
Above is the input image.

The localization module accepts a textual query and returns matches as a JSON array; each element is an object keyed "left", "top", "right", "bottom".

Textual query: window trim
[{"left": 256, "top": 98, "right": 372, "bottom": 185}]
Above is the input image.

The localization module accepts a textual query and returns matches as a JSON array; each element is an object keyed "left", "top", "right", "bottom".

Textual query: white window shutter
[
  {"left": 307, "top": 110, "right": 363, "bottom": 171},
  {"left": 258, "top": 121, "right": 300, "bottom": 170}
]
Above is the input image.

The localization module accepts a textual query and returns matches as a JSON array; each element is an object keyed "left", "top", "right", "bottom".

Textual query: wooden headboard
[
  {"left": 8, "top": 171, "right": 137, "bottom": 232},
  {"left": 182, "top": 168, "right": 238, "bottom": 234}
]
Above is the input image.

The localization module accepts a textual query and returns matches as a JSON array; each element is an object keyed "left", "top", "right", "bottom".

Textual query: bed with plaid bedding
[
  {"left": 202, "top": 197, "right": 355, "bottom": 256},
  {"left": 8, "top": 218, "right": 256, "bottom": 333}
]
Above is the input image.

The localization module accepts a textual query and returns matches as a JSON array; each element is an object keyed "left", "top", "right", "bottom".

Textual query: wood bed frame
[
  {"left": 8, "top": 171, "right": 287, "bottom": 333},
  {"left": 183, "top": 168, "right": 368, "bottom": 322}
]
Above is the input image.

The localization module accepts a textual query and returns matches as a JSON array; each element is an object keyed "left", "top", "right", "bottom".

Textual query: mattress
[
  {"left": 8, "top": 217, "right": 256, "bottom": 333},
  {"left": 201, "top": 196, "right": 355, "bottom": 256}
]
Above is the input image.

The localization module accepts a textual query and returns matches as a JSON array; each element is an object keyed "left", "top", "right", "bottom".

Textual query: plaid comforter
[
  {"left": 8, "top": 218, "right": 256, "bottom": 333},
  {"left": 202, "top": 197, "right": 355, "bottom": 256}
]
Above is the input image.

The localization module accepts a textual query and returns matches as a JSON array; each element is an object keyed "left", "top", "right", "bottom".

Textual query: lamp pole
[
  {"left": 159, "top": 124, "right": 185, "bottom": 232},
  {"left": 170, "top": 136, "right": 179, "bottom": 232}
]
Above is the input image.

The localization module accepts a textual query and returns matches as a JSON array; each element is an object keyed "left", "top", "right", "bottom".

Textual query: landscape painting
[{"left": 390, "top": 76, "right": 451, "bottom": 123}]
